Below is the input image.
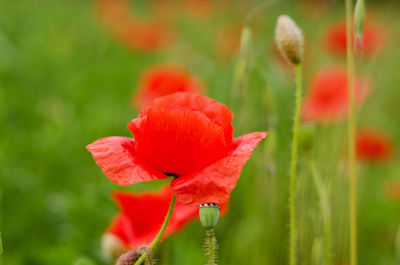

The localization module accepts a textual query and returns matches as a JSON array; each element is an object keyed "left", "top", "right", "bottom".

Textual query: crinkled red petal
[
  {"left": 171, "top": 132, "right": 267, "bottom": 206},
  {"left": 86, "top": 136, "right": 166, "bottom": 186},
  {"left": 128, "top": 106, "right": 229, "bottom": 176},
  {"left": 149, "top": 92, "right": 233, "bottom": 145}
]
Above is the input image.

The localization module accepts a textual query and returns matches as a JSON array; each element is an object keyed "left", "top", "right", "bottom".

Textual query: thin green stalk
[
  {"left": 345, "top": 1, "right": 358, "bottom": 265},
  {"left": 309, "top": 159, "right": 332, "bottom": 265},
  {"left": 289, "top": 63, "right": 303, "bottom": 265},
  {"left": 205, "top": 229, "right": 217, "bottom": 265},
  {"left": 133, "top": 196, "right": 177, "bottom": 265}
]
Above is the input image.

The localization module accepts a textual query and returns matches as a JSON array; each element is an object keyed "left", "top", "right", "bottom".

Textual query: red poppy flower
[
  {"left": 324, "top": 20, "right": 386, "bottom": 58},
  {"left": 356, "top": 129, "right": 394, "bottom": 163},
  {"left": 87, "top": 92, "right": 267, "bottom": 206},
  {"left": 133, "top": 65, "right": 204, "bottom": 109},
  {"left": 302, "top": 67, "right": 370, "bottom": 123},
  {"left": 96, "top": 0, "right": 173, "bottom": 52}
]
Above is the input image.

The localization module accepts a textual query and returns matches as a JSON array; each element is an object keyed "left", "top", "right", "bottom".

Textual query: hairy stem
[
  {"left": 205, "top": 229, "right": 218, "bottom": 265},
  {"left": 309, "top": 159, "right": 332, "bottom": 265},
  {"left": 133, "top": 196, "right": 177, "bottom": 265},
  {"left": 345, "top": 0, "right": 358, "bottom": 265},
  {"left": 289, "top": 63, "right": 303, "bottom": 265}
]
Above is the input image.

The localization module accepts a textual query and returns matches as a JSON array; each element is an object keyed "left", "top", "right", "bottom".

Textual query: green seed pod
[
  {"left": 298, "top": 123, "right": 316, "bottom": 155},
  {"left": 199, "top": 203, "right": 220, "bottom": 229},
  {"left": 354, "top": 0, "right": 366, "bottom": 37}
]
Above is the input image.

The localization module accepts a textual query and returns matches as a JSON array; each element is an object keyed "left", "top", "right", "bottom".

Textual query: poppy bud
[
  {"left": 116, "top": 249, "right": 139, "bottom": 265},
  {"left": 101, "top": 233, "right": 125, "bottom": 261},
  {"left": 354, "top": 0, "right": 365, "bottom": 37},
  {"left": 275, "top": 15, "right": 304, "bottom": 65},
  {"left": 298, "top": 123, "right": 316, "bottom": 154},
  {"left": 354, "top": 0, "right": 366, "bottom": 54},
  {"left": 199, "top": 203, "right": 220, "bottom": 229}
]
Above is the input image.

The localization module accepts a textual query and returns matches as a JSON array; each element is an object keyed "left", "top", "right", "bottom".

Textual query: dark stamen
[{"left": 164, "top": 172, "right": 179, "bottom": 178}]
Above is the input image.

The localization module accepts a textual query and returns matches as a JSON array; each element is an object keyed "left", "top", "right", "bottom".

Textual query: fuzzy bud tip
[
  {"left": 275, "top": 15, "right": 304, "bottom": 65},
  {"left": 116, "top": 249, "right": 139, "bottom": 265}
]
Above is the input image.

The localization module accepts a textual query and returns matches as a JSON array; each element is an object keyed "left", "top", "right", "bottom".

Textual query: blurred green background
[{"left": 1, "top": 0, "right": 400, "bottom": 264}]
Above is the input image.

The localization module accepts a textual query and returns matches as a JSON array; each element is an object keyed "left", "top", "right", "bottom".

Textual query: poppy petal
[
  {"left": 113, "top": 190, "right": 171, "bottom": 238},
  {"left": 150, "top": 92, "right": 234, "bottom": 145},
  {"left": 110, "top": 187, "right": 198, "bottom": 248},
  {"left": 171, "top": 132, "right": 267, "bottom": 206},
  {"left": 128, "top": 106, "right": 229, "bottom": 176},
  {"left": 107, "top": 214, "right": 135, "bottom": 246},
  {"left": 87, "top": 136, "right": 166, "bottom": 186}
]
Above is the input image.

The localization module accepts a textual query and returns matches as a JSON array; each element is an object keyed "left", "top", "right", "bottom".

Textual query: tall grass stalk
[
  {"left": 309, "top": 159, "right": 332, "bottom": 265},
  {"left": 345, "top": 0, "right": 358, "bottom": 265}
]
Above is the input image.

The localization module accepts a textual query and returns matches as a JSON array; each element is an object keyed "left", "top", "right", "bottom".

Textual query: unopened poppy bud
[
  {"left": 275, "top": 15, "right": 304, "bottom": 65},
  {"left": 101, "top": 233, "right": 125, "bottom": 261},
  {"left": 116, "top": 249, "right": 139, "bottom": 265},
  {"left": 199, "top": 203, "right": 220, "bottom": 229},
  {"left": 354, "top": 0, "right": 366, "bottom": 54},
  {"left": 354, "top": 0, "right": 365, "bottom": 37},
  {"left": 298, "top": 123, "right": 316, "bottom": 154}
]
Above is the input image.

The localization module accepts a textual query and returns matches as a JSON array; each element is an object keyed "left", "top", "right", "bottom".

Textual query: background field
[{"left": 1, "top": 0, "right": 400, "bottom": 264}]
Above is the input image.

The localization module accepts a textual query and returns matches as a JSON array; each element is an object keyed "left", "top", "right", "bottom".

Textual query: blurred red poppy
[
  {"left": 87, "top": 92, "right": 267, "bottom": 206},
  {"left": 96, "top": 0, "right": 173, "bottom": 52},
  {"left": 383, "top": 180, "right": 400, "bottom": 203},
  {"left": 324, "top": 20, "right": 386, "bottom": 58},
  {"left": 302, "top": 67, "right": 370, "bottom": 123},
  {"left": 133, "top": 65, "right": 204, "bottom": 109},
  {"left": 356, "top": 129, "right": 394, "bottom": 163}
]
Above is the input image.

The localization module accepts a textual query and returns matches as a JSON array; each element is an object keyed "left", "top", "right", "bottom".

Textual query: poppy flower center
[{"left": 164, "top": 172, "right": 179, "bottom": 178}]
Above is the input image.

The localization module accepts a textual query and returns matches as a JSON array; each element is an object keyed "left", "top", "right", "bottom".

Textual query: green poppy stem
[
  {"left": 345, "top": 1, "right": 358, "bottom": 265},
  {"left": 289, "top": 63, "right": 303, "bottom": 265},
  {"left": 205, "top": 229, "right": 217, "bottom": 265},
  {"left": 133, "top": 195, "right": 177, "bottom": 265}
]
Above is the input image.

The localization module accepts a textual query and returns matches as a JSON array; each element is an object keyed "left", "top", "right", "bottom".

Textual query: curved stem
[
  {"left": 345, "top": 1, "right": 358, "bottom": 265},
  {"left": 289, "top": 63, "right": 303, "bottom": 265},
  {"left": 308, "top": 158, "right": 332, "bottom": 265},
  {"left": 133, "top": 196, "right": 177, "bottom": 265},
  {"left": 205, "top": 229, "right": 217, "bottom": 265}
]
